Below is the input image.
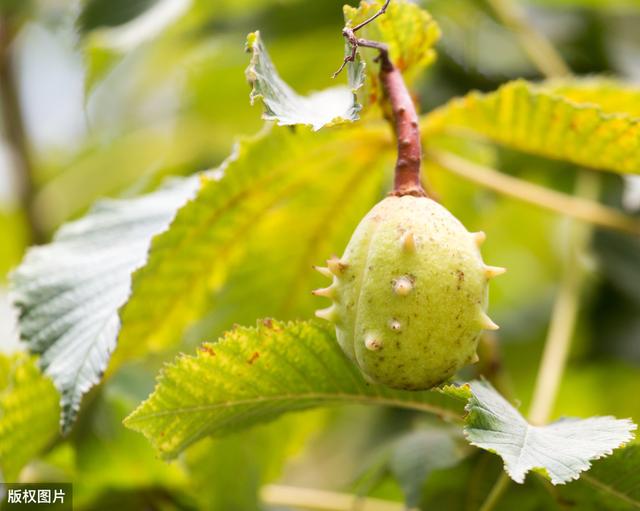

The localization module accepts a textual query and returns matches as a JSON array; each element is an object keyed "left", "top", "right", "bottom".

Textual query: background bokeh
[{"left": 1, "top": 0, "right": 640, "bottom": 509}]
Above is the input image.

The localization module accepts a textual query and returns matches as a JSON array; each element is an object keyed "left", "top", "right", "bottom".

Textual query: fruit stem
[
  {"left": 378, "top": 51, "right": 425, "bottom": 197},
  {"left": 334, "top": 1, "right": 426, "bottom": 198}
]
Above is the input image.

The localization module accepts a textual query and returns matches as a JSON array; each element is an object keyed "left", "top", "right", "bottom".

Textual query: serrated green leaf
[
  {"left": 423, "top": 79, "right": 640, "bottom": 174},
  {"left": 444, "top": 380, "right": 637, "bottom": 485},
  {"left": 112, "top": 125, "right": 391, "bottom": 365},
  {"left": 124, "top": 320, "right": 463, "bottom": 459},
  {"left": 343, "top": 0, "right": 440, "bottom": 106},
  {"left": 0, "top": 353, "right": 59, "bottom": 481},
  {"left": 10, "top": 177, "right": 200, "bottom": 432},
  {"left": 184, "top": 130, "right": 390, "bottom": 339},
  {"left": 246, "top": 31, "right": 363, "bottom": 130}
]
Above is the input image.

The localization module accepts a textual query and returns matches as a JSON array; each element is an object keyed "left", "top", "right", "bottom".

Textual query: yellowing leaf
[
  {"left": 0, "top": 354, "right": 59, "bottom": 481},
  {"left": 11, "top": 122, "right": 392, "bottom": 433},
  {"left": 343, "top": 0, "right": 440, "bottom": 107},
  {"left": 124, "top": 320, "right": 463, "bottom": 458},
  {"left": 344, "top": 0, "right": 440, "bottom": 79},
  {"left": 113, "top": 125, "right": 391, "bottom": 365},
  {"left": 423, "top": 79, "right": 640, "bottom": 174}
]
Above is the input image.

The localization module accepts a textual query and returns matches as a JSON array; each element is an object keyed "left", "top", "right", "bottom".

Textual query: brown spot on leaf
[
  {"left": 199, "top": 346, "right": 216, "bottom": 357},
  {"left": 248, "top": 352, "right": 260, "bottom": 365},
  {"left": 262, "top": 318, "right": 274, "bottom": 328},
  {"left": 261, "top": 318, "right": 282, "bottom": 331}
]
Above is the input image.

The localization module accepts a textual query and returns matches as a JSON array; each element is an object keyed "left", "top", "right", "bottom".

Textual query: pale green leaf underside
[
  {"left": 10, "top": 177, "right": 199, "bottom": 431},
  {"left": 545, "top": 78, "right": 640, "bottom": 118},
  {"left": 0, "top": 354, "right": 59, "bottom": 481},
  {"left": 124, "top": 320, "right": 463, "bottom": 459},
  {"left": 424, "top": 79, "right": 640, "bottom": 174},
  {"left": 445, "top": 381, "right": 637, "bottom": 485},
  {"left": 246, "top": 31, "right": 363, "bottom": 130}
]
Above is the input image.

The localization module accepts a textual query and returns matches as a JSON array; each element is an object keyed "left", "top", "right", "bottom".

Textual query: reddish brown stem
[
  {"left": 358, "top": 42, "right": 425, "bottom": 197},
  {"left": 378, "top": 55, "right": 424, "bottom": 197},
  {"left": 335, "top": 6, "right": 426, "bottom": 197}
]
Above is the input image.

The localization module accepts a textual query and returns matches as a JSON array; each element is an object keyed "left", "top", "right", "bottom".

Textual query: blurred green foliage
[{"left": 2, "top": 0, "right": 640, "bottom": 509}]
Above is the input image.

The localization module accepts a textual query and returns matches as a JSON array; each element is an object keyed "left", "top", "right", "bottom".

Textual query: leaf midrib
[{"left": 125, "top": 391, "right": 462, "bottom": 423}]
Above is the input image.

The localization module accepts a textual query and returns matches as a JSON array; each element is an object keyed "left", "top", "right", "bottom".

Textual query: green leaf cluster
[
  {"left": 5, "top": 0, "right": 640, "bottom": 509},
  {"left": 0, "top": 354, "right": 59, "bottom": 481}
]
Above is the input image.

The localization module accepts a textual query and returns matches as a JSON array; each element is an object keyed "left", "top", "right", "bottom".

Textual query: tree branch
[{"left": 0, "top": 15, "right": 44, "bottom": 243}]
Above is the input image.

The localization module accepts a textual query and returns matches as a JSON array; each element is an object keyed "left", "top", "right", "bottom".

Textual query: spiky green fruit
[{"left": 314, "top": 196, "right": 504, "bottom": 390}]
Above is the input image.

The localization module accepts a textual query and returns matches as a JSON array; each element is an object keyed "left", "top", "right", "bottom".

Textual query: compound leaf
[{"left": 12, "top": 124, "right": 392, "bottom": 433}]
